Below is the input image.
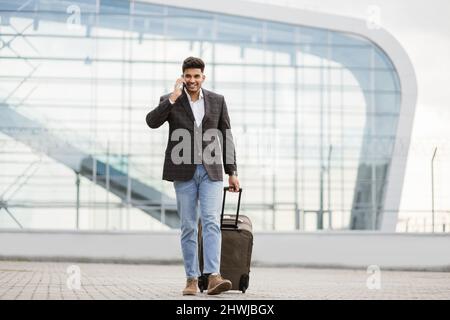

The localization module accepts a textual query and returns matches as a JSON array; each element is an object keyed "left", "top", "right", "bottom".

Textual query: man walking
[{"left": 146, "top": 57, "right": 240, "bottom": 295}]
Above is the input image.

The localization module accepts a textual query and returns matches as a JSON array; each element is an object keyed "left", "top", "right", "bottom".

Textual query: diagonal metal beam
[
  {"left": 1, "top": 64, "right": 40, "bottom": 104},
  {"left": 0, "top": 103, "right": 180, "bottom": 228},
  {"left": 0, "top": 160, "right": 40, "bottom": 199},
  {"left": 1, "top": 207, "right": 24, "bottom": 229}
]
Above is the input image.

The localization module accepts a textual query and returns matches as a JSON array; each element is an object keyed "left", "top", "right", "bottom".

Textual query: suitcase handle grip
[
  {"left": 222, "top": 215, "right": 244, "bottom": 223},
  {"left": 220, "top": 187, "right": 242, "bottom": 228},
  {"left": 221, "top": 187, "right": 242, "bottom": 228}
]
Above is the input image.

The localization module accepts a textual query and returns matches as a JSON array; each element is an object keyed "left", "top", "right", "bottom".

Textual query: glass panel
[{"left": 0, "top": 1, "right": 402, "bottom": 232}]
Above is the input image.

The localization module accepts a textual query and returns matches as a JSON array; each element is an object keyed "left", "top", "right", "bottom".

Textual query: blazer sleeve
[
  {"left": 146, "top": 95, "right": 174, "bottom": 129},
  {"left": 218, "top": 96, "right": 238, "bottom": 175}
]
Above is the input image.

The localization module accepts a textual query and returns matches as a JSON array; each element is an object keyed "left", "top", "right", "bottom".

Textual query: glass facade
[{"left": 0, "top": 0, "right": 401, "bottom": 231}]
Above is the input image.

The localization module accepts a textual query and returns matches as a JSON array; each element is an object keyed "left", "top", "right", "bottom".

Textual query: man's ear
[{"left": 202, "top": 74, "right": 206, "bottom": 81}]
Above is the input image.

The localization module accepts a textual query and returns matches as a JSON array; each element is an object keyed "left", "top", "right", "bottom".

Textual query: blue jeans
[{"left": 173, "top": 164, "right": 223, "bottom": 278}]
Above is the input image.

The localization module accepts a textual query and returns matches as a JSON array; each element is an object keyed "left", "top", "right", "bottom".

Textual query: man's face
[{"left": 182, "top": 68, "right": 205, "bottom": 94}]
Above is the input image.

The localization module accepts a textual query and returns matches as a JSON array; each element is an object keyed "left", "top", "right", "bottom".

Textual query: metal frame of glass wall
[{"left": 0, "top": 0, "right": 401, "bottom": 231}]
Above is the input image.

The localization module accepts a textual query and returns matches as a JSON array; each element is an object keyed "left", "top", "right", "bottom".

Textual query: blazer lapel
[
  {"left": 202, "top": 89, "right": 212, "bottom": 128},
  {"left": 180, "top": 91, "right": 196, "bottom": 124}
]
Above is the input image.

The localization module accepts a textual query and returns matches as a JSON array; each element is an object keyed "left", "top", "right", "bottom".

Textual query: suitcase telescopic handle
[{"left": 221, "top": 187, "right": 243, "bottom": 228}]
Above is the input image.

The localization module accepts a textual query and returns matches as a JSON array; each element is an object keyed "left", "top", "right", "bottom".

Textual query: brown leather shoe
[
  {"left": 182, "top": 278, "right": 198, "bottom": 296},
  {"left": 207, "top": 274, "right": 232, "bottom": 295}
]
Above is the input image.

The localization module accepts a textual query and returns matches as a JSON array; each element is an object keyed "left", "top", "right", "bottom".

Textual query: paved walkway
[{"left": 0, "top": 260, "right": 449, "bottom": 300}]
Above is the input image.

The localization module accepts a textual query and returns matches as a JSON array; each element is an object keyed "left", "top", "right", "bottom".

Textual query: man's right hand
[{"left": 169, "top": 78, "right": 185, "bottom": 103}]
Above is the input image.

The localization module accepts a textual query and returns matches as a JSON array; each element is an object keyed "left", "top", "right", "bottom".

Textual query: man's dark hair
[{"left": 182, "top": 56, "right": 205, "bottom": 73}]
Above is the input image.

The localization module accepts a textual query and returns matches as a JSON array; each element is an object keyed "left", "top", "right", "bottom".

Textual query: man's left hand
[{"left": 228, "top": 175, "right": 240, "bottom": 192}]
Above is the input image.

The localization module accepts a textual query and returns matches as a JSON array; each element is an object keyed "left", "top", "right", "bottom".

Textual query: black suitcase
[{"left": 198, "top": 187, "right": 253, "bottom": 293}]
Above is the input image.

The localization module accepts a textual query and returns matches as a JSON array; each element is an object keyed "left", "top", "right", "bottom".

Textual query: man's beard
[{"left": 187, "top": 85, "right": 201, "bottom": 94}]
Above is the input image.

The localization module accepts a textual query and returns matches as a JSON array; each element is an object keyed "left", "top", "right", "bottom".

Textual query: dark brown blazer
[{"left": 146, "top": 88, "right": 237, "bottom": 182}]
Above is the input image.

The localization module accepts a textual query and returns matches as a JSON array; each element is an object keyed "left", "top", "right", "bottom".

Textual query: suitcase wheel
[
  {"left": 198, "top": 274, "right": 209, "bottom": 293},
  {"left": 239, "top": 274, "right": 249, "bottom": 293}
]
